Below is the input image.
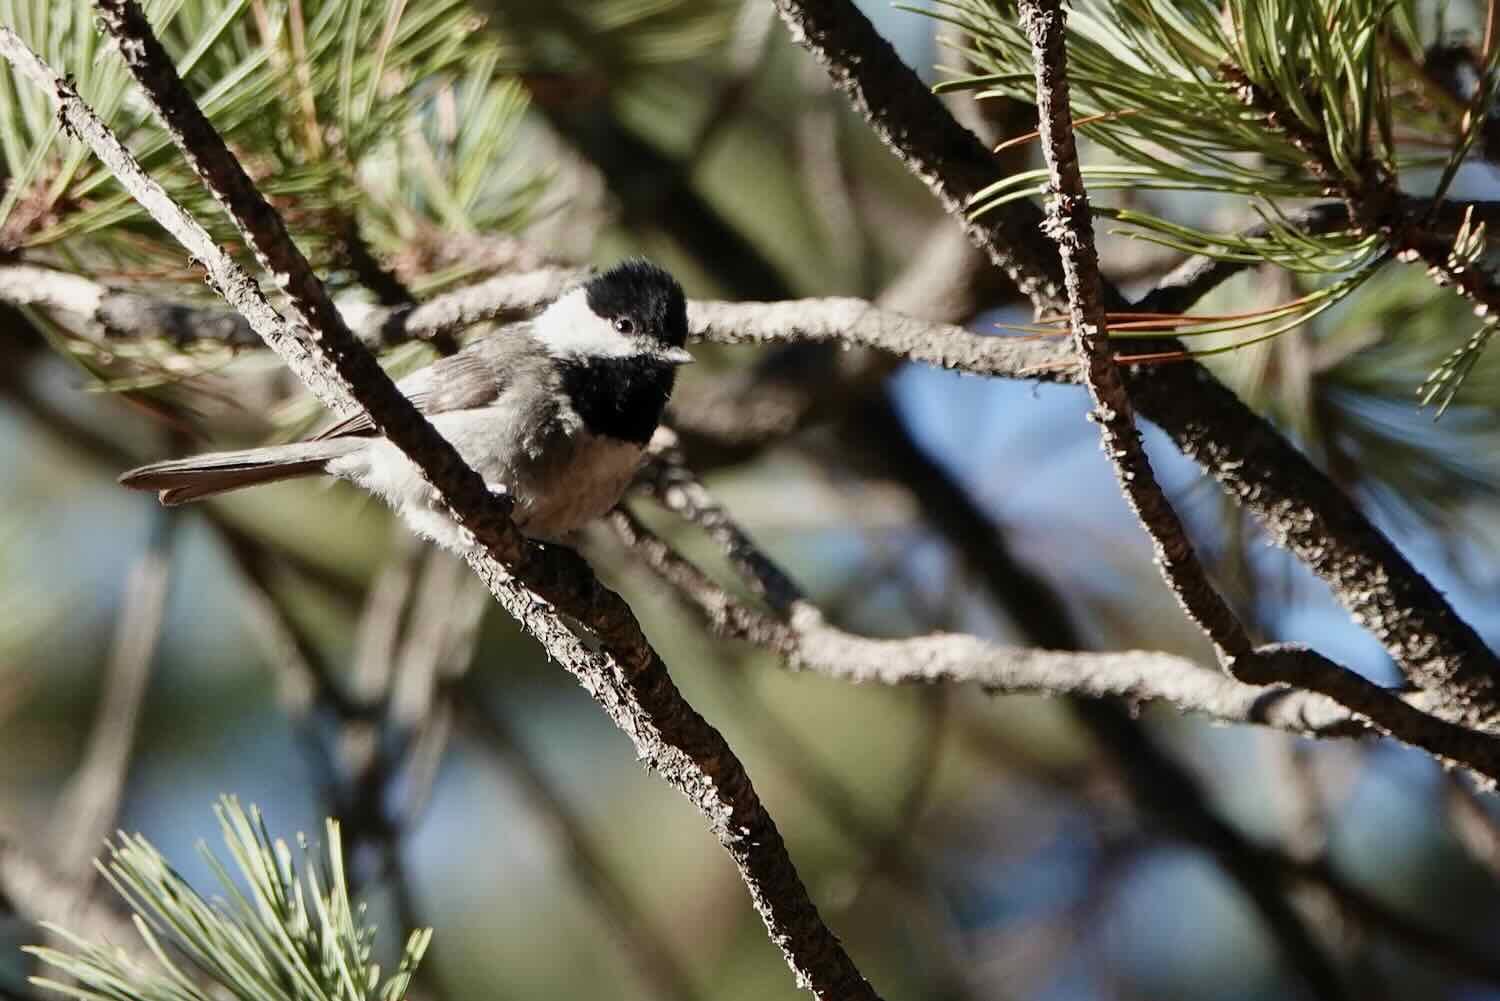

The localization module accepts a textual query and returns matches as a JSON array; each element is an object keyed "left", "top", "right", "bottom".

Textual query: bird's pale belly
[{"left": 329, "top": 422, "right": 645, "bottom": 550}]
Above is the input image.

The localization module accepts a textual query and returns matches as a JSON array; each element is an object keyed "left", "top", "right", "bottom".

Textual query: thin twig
[
  {"left": 330, "top": 215, "right": 457, "bottom": 358},
  {"left": 640, "top": 433, "right": 804, "bottom": 614},
  {"left": 609, "top": 509, "right": 1367, "bottom": 739}
]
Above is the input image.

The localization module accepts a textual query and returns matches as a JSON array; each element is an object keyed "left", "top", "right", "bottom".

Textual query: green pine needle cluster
[
  {"left": 0, "top": 0, "right": 539, "bottom": 285},
  {"left": 926, "top": 0, "right": 1431, "bottom": 256},
  {"left": 27, "top": 798, "right": 430, "bottom": 1001},
  {"left": 924, "top": 0, "right": 1500, "bottom": 400}
]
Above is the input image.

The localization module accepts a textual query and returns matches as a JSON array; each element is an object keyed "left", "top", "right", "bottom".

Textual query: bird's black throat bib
[{"left": 557, "top": 355, "right": 676, "bottom": 445}]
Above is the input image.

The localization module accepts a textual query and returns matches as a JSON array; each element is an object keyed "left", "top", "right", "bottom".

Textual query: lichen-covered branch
[
  {"left": 611, "top": 508, "right": 1372, "bottom": 739},
  {"left": 1017, "top": 0, "right": 1500, "bottom": 781}
]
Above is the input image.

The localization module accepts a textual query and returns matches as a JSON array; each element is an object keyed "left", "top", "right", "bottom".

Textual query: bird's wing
[{"left": 311, "top": 331, "right": 535, "bottom": 440}]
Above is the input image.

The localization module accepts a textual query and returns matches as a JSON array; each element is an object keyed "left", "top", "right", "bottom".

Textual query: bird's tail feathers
[{"left": 118, "top": 439, "right": 363, "bottom": 505}]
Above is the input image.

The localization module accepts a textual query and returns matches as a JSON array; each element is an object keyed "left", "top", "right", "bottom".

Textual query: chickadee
[{"left": 120, "top": 259, "right": 692, "bottom": 551}]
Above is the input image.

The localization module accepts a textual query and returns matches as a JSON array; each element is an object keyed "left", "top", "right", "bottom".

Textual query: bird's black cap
[{"left": 583, "top": 258, "right": 688, "bottom": 348}]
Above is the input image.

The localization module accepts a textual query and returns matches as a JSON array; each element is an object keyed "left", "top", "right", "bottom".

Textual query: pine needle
[{"left": 26, "top": 798, "right": 431, "bottom": 1001}]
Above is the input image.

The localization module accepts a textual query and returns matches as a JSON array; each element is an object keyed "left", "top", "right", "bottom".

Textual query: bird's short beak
[{"left": 661, "top": 345, "right": 695, "bottom": 366}]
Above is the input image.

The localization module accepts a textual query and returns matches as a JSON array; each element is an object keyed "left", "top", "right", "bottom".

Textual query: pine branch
[
  {"left": 8, "top": 194, "right": 1497, "bottom": 358},
  {"left": 0, "top": 261, "right": 579, "bottom": 349},
  {"left": 1017, "top": 0, "right": 1500, "bottom": 786}
]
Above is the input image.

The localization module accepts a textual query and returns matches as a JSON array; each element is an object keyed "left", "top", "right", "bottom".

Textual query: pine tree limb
[{"left": 1015, "top": 0, "right": 1500, "bottom": 787}]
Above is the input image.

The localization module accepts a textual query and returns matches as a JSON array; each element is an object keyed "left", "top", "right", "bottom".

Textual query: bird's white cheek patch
[{"left": 535, "top": 288, "right": 636, "bottom": 359}]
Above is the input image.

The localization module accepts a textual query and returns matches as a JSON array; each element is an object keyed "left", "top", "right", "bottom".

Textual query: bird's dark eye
[{"left": 613, "top": 316, "right": 635, "bottom": 335}]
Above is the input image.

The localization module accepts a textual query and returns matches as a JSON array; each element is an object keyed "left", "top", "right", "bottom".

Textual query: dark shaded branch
[
  {"left": 0, "top": 264, "right": 263, "bottom": 347},
  {"left": 22, "top": 8, "right": 877, "bottom": 996},
  {"left": 333, "top": 217, "right": 415, "bottom": 309},
  {"left": 330, "top": 216, "right": 458, "bottom": 357},
  {"left": 1278, "top": 846, "right": 1500, "bottom": 986},
  {"left": 1066, "top": 699, "right": 1351, "bottom": 1001}
]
